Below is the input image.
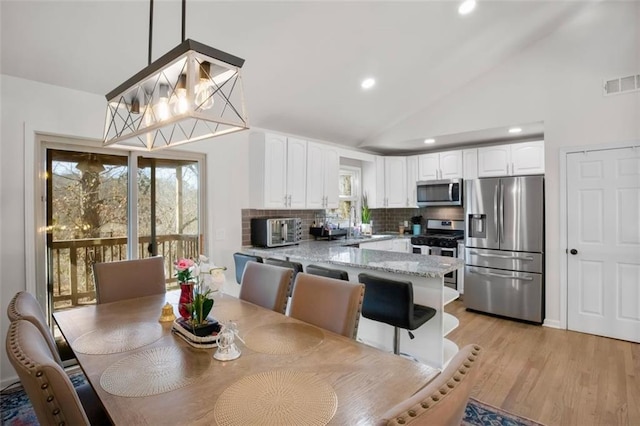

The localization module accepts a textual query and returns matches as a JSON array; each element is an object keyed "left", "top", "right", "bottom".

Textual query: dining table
[{"left": 53, "top": 291, "right": 439, "bottom": 425}]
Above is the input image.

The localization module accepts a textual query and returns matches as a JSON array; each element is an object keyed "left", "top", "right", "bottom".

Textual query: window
[{"left": 337, "top": 167, "right": 360, "bottom": 224}]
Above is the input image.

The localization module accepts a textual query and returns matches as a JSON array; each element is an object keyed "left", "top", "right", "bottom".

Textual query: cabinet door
[
  {"left": 323, "top": 146, "right": 340, "bottom": 209},
  {"left": 286, "top": 138, "right": 307, "bottom": 208},
  {"left": 478, "top": 145, "right": 510, "bottom": 177},
  {"left": 463, "top": 149, "right": 478, "bottom": 179},
  {"left": 263, "top": 133, "right": 288, "bottom": 208},
  {"left": 418, "top": 153, "right": 439, "bottom": 180},
  {"left": 439, "top": 150, "right": 463, "bottom": 179},
  {"left": 406, "top": 156, "right": 419, "bottom": 207},
  {"left": 385, "top": 157, "right": 407, "bottom": 208},
  {"left": 305, "top": 142, "right": 325, "bottom": 209},
  {"left": 511, "top": 141, "right": 545, "bottom": 175}
]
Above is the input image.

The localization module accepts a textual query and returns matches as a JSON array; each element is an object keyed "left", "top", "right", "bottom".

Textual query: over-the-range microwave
[{"left": 416, "top": 179, "right": 463, "bottom": 207}]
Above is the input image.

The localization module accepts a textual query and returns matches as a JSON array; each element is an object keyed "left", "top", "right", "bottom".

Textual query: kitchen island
[{"left": 243, "top": 237, "right": 464, "bottom": 369}]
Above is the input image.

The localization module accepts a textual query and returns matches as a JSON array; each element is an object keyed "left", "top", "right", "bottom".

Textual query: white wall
[
  {"left": 0, "top": 74, "right": 249, "bottom": 386},
  {"left": 367, "top": 1, "right": 640, "bottom": 327}
]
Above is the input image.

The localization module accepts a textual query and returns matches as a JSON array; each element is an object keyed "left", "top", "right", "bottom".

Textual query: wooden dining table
[{"left": 54, "top": 291, "right": 439, "bottom": 425}]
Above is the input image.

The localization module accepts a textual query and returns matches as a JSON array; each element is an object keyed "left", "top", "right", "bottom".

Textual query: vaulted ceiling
[{"left": 1, "top": 1, "right": 590, "bottom": 153}]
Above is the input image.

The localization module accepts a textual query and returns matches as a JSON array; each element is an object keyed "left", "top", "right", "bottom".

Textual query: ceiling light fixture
[
  {"left": 103, "top": 0, "right": 249, "bottom": 151},
  {"left": 458, "top": 0, "right": 477, "bottom": 15},
  {"left": 508, "top": 127, "right": 523, "bottom": 134},
  {"left": 361, "top": 78, "right": 376, "bottom": 89},
  {"left": 424, "top": 138, "right": 436, "bottom": 144}
]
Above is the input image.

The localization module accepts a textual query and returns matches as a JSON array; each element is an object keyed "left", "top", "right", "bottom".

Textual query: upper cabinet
[
  {"left": 406, "top": 156, "right": 419, "bottom": 207},
  {"left": 418, "top": 150, "right": 463, "bottom": 181},
  {"left": 462, "top": 149, "right": 478, "bottom": 179},
  {"left": 363, "top": 156, "right": 408, "bottom": 208},
  {"left": 306, "top": 142, "right": 340, "bottom": 209},
  {"left": 478, "top": 141, "right": 545, "bottom": 177},
  {"left": 249, "top": 132, "right": 307, "bottom": 209}
]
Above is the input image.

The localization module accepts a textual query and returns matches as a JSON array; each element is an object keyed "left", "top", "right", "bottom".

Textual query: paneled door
[{"left": 567, "top": 147, "right": 640, "bottom": 343}]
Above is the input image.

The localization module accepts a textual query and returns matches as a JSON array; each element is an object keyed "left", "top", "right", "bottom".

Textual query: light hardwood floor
[{"left": 446, "top": 301, "right": 640, "bottom": 426}]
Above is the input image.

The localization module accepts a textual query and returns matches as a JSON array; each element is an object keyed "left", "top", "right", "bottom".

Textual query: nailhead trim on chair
[
  {"left": 8, "top": 322, "right": 68, "bottom": 425},
  {"left": 7, "top": 292, "right": 22, "bottom": 321},
  {"left": 388, "top": 344, "right": 482, "bottom": 426}
]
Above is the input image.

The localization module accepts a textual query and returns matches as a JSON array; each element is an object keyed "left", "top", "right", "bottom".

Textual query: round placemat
[
  {"left": 214, "top": 370, "right": 337, "bottom": 426},
  {"left": 72, "top": 322, "right": 163, "bottom": 355},
  {"left": 100, "top": 346, "right": 210, "bottom": 397},
  {"left": 244, "top": 323, "right": 324, "bottom": 355}
]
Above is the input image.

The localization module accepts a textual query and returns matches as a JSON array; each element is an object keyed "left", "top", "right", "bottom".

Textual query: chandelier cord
[
  {"left": 181, "top": 0, "right": 186, "bottom": 43},
  {"left": 148, "top": 0, "right": 154, "bottom": 66}
]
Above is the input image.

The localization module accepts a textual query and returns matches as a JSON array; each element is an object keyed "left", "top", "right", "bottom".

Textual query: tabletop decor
[
  {"left": 159, "top": 302, "right": 177, "bottom": 322},
  {"left": 213, "top": 321, "right": 241, "bottom": 361}
]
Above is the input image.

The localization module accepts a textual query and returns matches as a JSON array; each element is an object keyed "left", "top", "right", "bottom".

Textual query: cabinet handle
[
  {"left": 289, "top": 195, "right": 292, "bottom": 207},
  {"left": 468, "top": 269, "right": 534, "bottom": 281},
  {"left": 468, "top": 251, "right": 534, "bottom": 261},
  {"left": 511, "top": 162, "right": 514, "bottom": 175},
  {"left": 284, "top": 195, "right": 288, "bottom": 207}
]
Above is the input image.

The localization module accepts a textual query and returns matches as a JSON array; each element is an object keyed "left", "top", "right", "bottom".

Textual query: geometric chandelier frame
[{"left": 103, "top": 38, "right": 249, "bottom": 151}]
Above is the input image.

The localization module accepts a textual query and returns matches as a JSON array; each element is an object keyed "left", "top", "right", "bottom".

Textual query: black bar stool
[
  {"left": 233, "top": 252, "right": 263, "bottom": 284},
  {"left": 306, "top": 264, "right": 349, "bottom": 281},
  {"left": 358, "top": 273, "right": 436, "bottom": 355},
  {"left": 264, "top": 258, "right": 304, "bottom": 296}
]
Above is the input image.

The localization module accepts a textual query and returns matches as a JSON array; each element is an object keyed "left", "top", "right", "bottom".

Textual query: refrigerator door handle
[
  {"left": 468, "top": 251, "right": 534, "bottom": 261},
  {"left": 499, "top": 181, "right": 505, "bottom": 244},
  {"left": 493, "top": 183, "right": 499, "bottom": 243},
  {"left": 468, "top": 269, "right": 534, "bottom": 282}
]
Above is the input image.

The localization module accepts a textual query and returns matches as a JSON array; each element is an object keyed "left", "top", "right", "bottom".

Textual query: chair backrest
[
  {"left": 289, "top": 273, "right": 365, "bottom": 339},
  {"left": 93, "top": 256, "right": 166, "bottom": 304},
  {"left": 7, "top": 291, "right": 63, "bottom": 366},
  {"left": 264, "top": 258, "right": 304, "bottom": 296},
  {"left": 6, "top": 320, "right": 91, "bottom": 426},
  {"left": 233, "top": 252, "right": 263, "bottom": 284},
  {"left": 239, "top": 262, "right": 293, "bottom": 314},
  {"left": 358, "top": 273, "right": 416, "bottom": 329},
  {"left": 378, "top": 344, "right": 483, "bottom": 426},
  {"left": 306, "top": 264, "right": 349, "bottom": 281}
]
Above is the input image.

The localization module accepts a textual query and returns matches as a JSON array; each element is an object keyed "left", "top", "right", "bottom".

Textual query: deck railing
[{"left": 50, "top": 234, "right": 199, "bottom": 310}]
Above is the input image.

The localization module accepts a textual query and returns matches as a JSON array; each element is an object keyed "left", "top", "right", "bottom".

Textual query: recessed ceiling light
[
  {"left": 458, "top": 0, "right": 476, "bottom": 15},
  {"left": 424, "top": 138, "right": 436, "bottom": 144},
  {"left": 361, "top": 78, "right": 376, "bottom": 89},
  {"left": 508, "top": 127, "right": 523, "bottom": 134}
]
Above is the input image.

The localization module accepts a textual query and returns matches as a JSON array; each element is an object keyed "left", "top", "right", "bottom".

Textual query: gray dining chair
[
  {"left": 239, "top": 262, "right": 293, "bottom": 314},
  {"left": 289, "top": 273, "right": 365, "bottom": 339},
  {"left": 93, "top": 256, "right": 166, "bottom": 304}
]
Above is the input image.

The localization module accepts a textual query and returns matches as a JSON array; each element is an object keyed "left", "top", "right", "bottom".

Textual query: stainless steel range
[{"left": 411, "top": 219, "right": 465, "bottom": 290}]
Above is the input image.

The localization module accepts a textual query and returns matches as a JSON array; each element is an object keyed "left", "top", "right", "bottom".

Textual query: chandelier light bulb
[
  {"left": 154, "top": 84, "right": 171, "bottom": 121},
  {"left": 170, "top": 75, "right": 189, "bottom": 115},
  {"left": 195, "top": 61, "right": 215, "bottom": 111}
]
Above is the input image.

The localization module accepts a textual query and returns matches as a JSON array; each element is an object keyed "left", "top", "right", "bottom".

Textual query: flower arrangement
[
  {"left": 361, "top": 192, "right": 371, "bottom": 224},
  {"left": 175, "top": 255, "right": 226, "bottom": 328}
]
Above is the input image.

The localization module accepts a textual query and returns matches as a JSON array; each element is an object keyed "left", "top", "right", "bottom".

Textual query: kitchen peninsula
[{"left": 243, "top": 236, "right": 464, "bottom": 369}]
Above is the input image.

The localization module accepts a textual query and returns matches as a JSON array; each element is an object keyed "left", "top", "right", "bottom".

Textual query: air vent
[{"left": 603, "top": 74, "right": 640, "bottom": 96}]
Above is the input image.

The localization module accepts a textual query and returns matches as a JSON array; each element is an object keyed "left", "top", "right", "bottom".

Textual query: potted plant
[{"left": 361, "top": 193, "right": 372, "bottom": 235}]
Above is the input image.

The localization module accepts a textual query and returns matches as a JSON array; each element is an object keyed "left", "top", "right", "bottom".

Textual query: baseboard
[{"left": 543, "top": 319, "right": 561, "bottom": 329}]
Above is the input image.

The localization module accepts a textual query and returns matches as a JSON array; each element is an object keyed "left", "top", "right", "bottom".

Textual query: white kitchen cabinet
[
  {"left": 462, "top": 149, "right": 478, "bottom": 180},
  {"left": 306, "top": 142, "right": 339, "bottom": 209},
  {"left": 406, "top": 155, "right": 419, "bottom": 207},
  {"left": 249, "top": 132, "right": 307, "bottom": 209},
  {"left": 363, "top": 156, "right": 409, "bottom": 208},
  {"left": 478, "top": 141, "right": 545, "bottom": 177},
  {"left": 418, "top": 150, "right": 463, "bottom": 181}
]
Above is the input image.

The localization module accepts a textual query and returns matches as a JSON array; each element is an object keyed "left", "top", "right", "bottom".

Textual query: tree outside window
[{"left": 337, "top": 168, "right": 360, "bottom": 224}]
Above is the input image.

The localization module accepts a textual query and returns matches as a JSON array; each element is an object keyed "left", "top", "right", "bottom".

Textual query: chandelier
[{"left": 103, "top": 0, "right": 248, "bottom": 151}]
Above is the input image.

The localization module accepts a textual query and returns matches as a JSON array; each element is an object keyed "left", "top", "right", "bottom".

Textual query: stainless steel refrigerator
[{"left": 464, "top": 176, "right": 544, "bottom": 323}]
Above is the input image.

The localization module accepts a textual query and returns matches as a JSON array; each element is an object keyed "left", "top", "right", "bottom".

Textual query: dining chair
[
  {"left": 378, "top": 344, "right": 483, "bottom": 426},
  {"left": 239, "top": 262, "right": 293, "bottom": 314},
  {"left": 233, "top": 252, "right": 263, "bottom": 284},
  {"left": 93, "top": 256, "right": 166, "bottom": 304},
  {"left": 7, "top": 291, "right": 63, "bottom": 366},
  {"left": 6, "top": 320, "right": 110, "bottom": 426},
  {"left": 289, "top": 272, "right": 365, "bottom": 339}
]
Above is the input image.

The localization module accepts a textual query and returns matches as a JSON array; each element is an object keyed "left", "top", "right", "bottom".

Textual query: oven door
[
  {"left": 430, "top": 247, "right": 457, "bottom": 288},
  {"left": 412, "top": 245, "right": 430, "bottom": 255}
]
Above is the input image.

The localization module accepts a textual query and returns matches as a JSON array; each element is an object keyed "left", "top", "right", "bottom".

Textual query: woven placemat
[
  {"left": 72, "top": 322, "right": 162, "bottom": 355},
  {"left": 100, "top": 346, "right": 210, "bottom": 397},
  {"left": 214, "top": 370, "right": 337, "bottom": 426},
  {"left": 244, "top": 323, "right": 325, "bottom": 355}
]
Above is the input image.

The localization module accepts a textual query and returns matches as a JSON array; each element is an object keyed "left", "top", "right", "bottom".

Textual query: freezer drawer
[
  {"left": 464, "top": 265, "right": 543, "bottom": 323},
  {"left": 465, "top": 247, "right": 543, "bottom": 274}
]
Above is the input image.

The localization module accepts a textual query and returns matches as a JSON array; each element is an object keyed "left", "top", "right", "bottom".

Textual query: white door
[
  {"left": 439, "top": 150, "right": 463, "bottom": 179},
  {"left": 511, "top": 141, "right": 545, "bottom": 175},
  {"left": 418, "top": 153, "right": 439, "bottom": 180},
  {"left": 286, "top": 137, "right": 307, "bottom": 209},
  {"left": 305, "top": 142, "right": 325, "bottom": 209},
  {"left": 384, "top": 156, "right": 407, "bottom": 208},
  {"left": 567, "top": 147, "right": 640, "bottom": 343},
  {"left": 478, "top": 145, "right": 510, "bottom": 177},
  {"left": 263, "top": 134, "right": 288, "bottom": 208},
  {"left": 323, "top": 147, "right": 340, "bottom": 209}
]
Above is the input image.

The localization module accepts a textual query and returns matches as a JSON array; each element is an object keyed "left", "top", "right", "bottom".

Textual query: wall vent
[{"left": 603, "top": 74, "right": 640, "bottom": 96}]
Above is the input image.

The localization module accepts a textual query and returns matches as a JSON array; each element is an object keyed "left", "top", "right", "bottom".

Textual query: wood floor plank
[{"left": 446, "top": 301, "right": 640, "bottom": 425}]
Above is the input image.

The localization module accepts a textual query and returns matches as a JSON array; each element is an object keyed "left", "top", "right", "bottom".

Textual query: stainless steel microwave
[
  {"left": 416, "top": 179, "right": 463, "bottom": 207},
  {"left": 250, "top": 218, "right": 302, "bottom": 247}
]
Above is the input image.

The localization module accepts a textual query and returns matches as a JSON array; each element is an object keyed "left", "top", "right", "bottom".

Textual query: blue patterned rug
[{"left": 1, "top": 373, "right": 542, "bottom": 425}]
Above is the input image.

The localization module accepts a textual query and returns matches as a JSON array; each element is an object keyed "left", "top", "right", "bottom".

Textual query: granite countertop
[{"left": 243, "top": 236, "right": 463, "bottom": 279}]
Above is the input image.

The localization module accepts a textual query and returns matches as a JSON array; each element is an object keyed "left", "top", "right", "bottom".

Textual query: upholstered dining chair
[
  {"left": 7, "top": 291, "right": 64, "bottom": 366},
  {"left": 378, "top": 344, "right": 483, "bottom": 426},
  {"left": 6, "top": 320, "right": 110, "bottom": 425},
  {"left": 239, "top": 262, "right": 293, "bottom": 314},
  {"left": 233, "top": 252, "right": 263, "bottom": 284},
  {"left": 93, "top": 256, "right": 166, "bottom": 304},
  {"left": 289, "top": 273, "right": 365, "bottom": 339}
]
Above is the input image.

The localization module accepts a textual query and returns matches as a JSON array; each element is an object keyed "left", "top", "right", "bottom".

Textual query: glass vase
[{"left": 178, "top": 282, "right": 194, "bottom": 319}]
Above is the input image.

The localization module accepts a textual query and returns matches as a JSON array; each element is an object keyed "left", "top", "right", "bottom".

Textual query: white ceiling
[{"left": 1, "top": 1, "right": 586, "bottom": 153}]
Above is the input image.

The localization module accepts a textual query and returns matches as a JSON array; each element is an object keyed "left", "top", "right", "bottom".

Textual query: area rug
[{"left": 2, "top": 373, "right": 543, "bottom": 426}]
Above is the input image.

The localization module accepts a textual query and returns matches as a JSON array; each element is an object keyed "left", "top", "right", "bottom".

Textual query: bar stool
[
  {"left": 264, "top": 258, "right": 304, "bottom": 296},
  {"left": 358, "top": 273, "right": 436, "bottom": 355},
  {"left": 233, "top": 253, "right": 263, "bottom": 284},
  {"left": 306, "top": 264, "right": 349, "bottom": 281}
]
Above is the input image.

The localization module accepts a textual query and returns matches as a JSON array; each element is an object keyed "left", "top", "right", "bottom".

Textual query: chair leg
[{"left": 393, "top": 327, "right": 400, "bottom": 355}]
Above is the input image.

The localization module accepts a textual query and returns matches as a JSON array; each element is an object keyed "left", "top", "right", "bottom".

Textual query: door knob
[{"left": 570, "top": 249, "right": 578, "bottom": 255}]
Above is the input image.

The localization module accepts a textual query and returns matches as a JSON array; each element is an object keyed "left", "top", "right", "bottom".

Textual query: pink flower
[{"left": 175, "top": 258, "right": 194, "bottom": 271}]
